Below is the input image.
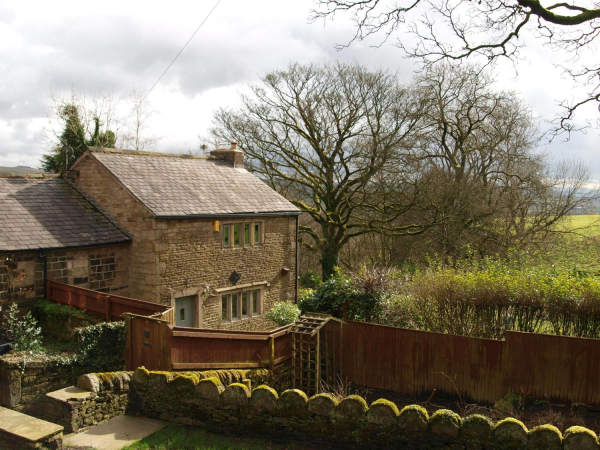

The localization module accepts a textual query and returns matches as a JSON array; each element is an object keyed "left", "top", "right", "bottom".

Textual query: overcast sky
[{"left": 0, "top": 1, "right": 598, "bottom": 179}]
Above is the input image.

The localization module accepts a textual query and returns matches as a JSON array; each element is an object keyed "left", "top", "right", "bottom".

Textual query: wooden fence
[
  {"left": 124, "top": 314, "right": 292, "bottom": 372},
  {"left": 47, "top": 281, "right": 173, "bottom": 322},
  {"left": 341, "top": 321, "right": 600, "bottom": 406}
]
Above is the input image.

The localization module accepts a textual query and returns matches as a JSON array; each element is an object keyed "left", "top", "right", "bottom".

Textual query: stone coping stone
[
  {"left": 0, "top": 406, "right": 63, "bottom": 443},
  {"left": 46, "top": 386, "right": 94, "bottom": 402}
]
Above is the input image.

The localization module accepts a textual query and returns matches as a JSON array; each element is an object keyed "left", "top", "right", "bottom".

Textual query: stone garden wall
[
  {"left": 0, "top": 358, "right": 75, "bottom": 415},
  {"left": 44, "top": 372, "right": 131, "bottom": 433},
  {"left": 122, "top": 368, "right": 599, "bottom": 450}
]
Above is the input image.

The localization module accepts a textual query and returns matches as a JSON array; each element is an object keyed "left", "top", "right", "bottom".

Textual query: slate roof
[
  {"left": 86, "top": 149, "right": 301, "bottom": 217},
  {"left": 0, "top": 176, "right": 131, "bottom": 252}
]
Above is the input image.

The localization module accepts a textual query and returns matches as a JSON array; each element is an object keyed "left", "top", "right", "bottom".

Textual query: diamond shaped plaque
[{"left": 229, "top": 270, "right": 241, "bottom": 285}]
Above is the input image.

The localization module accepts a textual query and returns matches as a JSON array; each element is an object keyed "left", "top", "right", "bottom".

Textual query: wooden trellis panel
[{"left": 290, "top": 313, "right": 342, "bottom": 396}]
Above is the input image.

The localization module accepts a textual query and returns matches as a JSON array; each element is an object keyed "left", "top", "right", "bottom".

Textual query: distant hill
[{"left": 0, "top": 166, "right": 47, "bottom": 175}]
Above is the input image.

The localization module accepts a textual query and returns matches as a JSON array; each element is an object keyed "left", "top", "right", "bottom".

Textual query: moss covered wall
[
  {"left": 44, "top": 372, "right": 131, "bottom": 433},
  {"left": 121, "top": 368, "right": 600, "bottom": 450}
]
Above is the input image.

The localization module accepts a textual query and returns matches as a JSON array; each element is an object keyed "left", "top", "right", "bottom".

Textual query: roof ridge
[
  {"left": 87, "top": 146, "right": 215, "bottom": 160},
  {"left": 0, "top": 173, "right": 59, "bottom": 179}
]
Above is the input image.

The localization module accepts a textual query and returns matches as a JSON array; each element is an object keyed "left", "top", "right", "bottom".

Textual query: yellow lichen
[
  {"left": 400, "top": 404, "right": 429, "bottom": 420},
  {"left": 370, "top": 398, "right": 399, "bottom": 416}
]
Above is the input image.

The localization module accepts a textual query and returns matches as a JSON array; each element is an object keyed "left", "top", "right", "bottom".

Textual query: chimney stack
[{"left": 210, "top": 141, "right": 244, "bottom": 167}]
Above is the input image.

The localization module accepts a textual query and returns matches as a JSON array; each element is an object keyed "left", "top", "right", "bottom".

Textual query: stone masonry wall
[
  {"left": 159, "top": 216, "right": 296, "bottom": 329},
  {"left": 116, "top": 368, "right": 599, "bottom": 450},
  {"left": 0, "top": 359, "right": 74, "bottom": 415},
  {"left": 0, "top": 246, "right": 129, "bottom": 310},
  {"left": 69, "top": 155, "right": 158, "bottom": 303},
  {"left": 44, "top": 372, "right": 131, "bottom": 433}
]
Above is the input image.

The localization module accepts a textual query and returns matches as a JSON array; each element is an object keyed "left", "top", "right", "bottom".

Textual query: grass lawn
[
  {"left": 121, "top": 424, "right": 317, "bottom": 450},
  {"left": 543, "top": 214, "right": 600, "bottom": 273}
]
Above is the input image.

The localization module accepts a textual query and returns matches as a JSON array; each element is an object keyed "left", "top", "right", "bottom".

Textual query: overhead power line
[{"left": 125, "top": 0, "right": 222, "bottom": 121}]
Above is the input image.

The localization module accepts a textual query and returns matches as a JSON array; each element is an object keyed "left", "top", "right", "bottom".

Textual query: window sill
[
  {"left": 212, "top": 281, "right": 269, "bottom": 296},
  {"left": 222, "top": 315, "right": 262, "bottom": 324}
]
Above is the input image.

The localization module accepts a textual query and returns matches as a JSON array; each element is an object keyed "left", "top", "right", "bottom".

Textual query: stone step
[{"left": 0, "top": 406, "right": 63, "bottom": 449}]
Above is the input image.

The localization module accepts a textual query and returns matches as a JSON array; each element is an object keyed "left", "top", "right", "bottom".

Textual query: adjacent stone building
[
  {"left": 1, "top": 144, "right": 300, "bottom": 330},
  {"left": 0, "top": 174, "right": 131, "bottom": 307}
]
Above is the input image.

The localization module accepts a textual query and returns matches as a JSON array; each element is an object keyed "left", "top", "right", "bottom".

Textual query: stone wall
[
  {"left": 44, "top": 372, "right": 131, "bottom": 433},
  {"left": 158, "top": 216, "right": 296, "bottom": 329},
  {"left": 0, "top": 359, "right": 75, "bottom": 415},
  {"left": 69, "top": 154, "right": 157, "bottom": 303},
  {"left": 121, "top": 368, "right": 600, "bottom": 450},
  {"left": 0, "top": 245, "right": 129, "bottom": 309}
]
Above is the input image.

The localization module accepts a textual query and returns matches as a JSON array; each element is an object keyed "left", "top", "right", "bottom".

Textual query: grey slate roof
[
  {"left": 88, "top": 149, "right": 300, "bottom": 217},
  {"left": 0, "top": 176, "right": 131, "bottom": 252}
]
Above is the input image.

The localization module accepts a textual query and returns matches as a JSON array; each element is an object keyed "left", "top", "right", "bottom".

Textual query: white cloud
[{"left": 0, "top": 0, "right": 597, "bottom": 173}]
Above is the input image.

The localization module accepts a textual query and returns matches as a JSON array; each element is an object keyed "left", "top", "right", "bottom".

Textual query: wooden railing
[
  {"left": 47, "top": 281, "right": 173, "bottom": 323},
  {"left": 124, "top": 314, "right": 292, "bottom": 372}
]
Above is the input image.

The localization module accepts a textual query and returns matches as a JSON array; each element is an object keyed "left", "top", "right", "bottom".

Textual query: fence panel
[
  {"left": 47, "top": 281, "right": 171, "bottom": 321},
  {"left": 341, "top": 321, "right": 600, "bottom": 406},
  {"left": 169, "top": 325, "right": 292, "bottom": 370},
  {"left": 341, "top": 321, "right": 505, "bottom": 404},
  {"left": 505, "top": 331, "right": 600, "bottom": 405}
]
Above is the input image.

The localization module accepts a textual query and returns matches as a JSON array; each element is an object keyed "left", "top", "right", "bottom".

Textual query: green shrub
[
  {"left": 394, "top": 258, "right": 600, "bottom": 339},
  {"left": 76, "top": 321, "right": 127, "bottom": 371},
  {"left": 33, "top": 298, "right": 91, "bottom": 320},
  {"left": 299, "top": 270, "right": 322, "bottom": 289},
  {"left": 298, "top": 267, "right": 387, "bottom": 321},
  {"left": 1, "top": 302, "right": 42, "bottom": 351},
  {"left": 266, "top": 301, "right": 301, "bottom": 326}
]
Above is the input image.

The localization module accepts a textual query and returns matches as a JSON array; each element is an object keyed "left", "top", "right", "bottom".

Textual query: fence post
[
  {"left": 269, "top": 335, "right": 275, "bottom": 372},
  {"left": 161, "top": 323, "right": 173, "bottom": 371},
  {"left": 106, "top": 295, "right": 112, "bottom": 321},
  {"left": 123, "top": 313, "right": 131, "bottom": 370}
]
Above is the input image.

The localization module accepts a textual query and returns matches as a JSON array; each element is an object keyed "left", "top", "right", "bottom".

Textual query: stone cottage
[
  {"left": 0, "top": 144, "right": 300, "bottom": 330},
  {"left": 0, "top": 174, "right": 131, "bottom": 308}
]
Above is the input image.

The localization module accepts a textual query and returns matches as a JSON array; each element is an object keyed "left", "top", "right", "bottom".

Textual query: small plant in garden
[
  {"left": 266, "top": 301, "right": 301, "bottom": 326},
  {"left": 298, "top": 267, "right": 389, "bottom": 321},
  {"left": 1, "top": 302, "right": 42, "bottom": 351}
]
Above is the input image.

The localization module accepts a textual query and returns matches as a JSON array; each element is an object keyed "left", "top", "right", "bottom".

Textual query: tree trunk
[{"left": 320, "top": 247, "right": 340, "bottom": 280}]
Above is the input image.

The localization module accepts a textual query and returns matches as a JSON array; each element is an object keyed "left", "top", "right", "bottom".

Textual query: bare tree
[
  {"left": 311, "top": 0, "right": 600, "bottom": 136},
  {"left": 120, "top": 87, "right": 160, "bottom": 151},
  {"left": 210, "top": 62, "right": 435, "bottom": 278},
  {"left": 410, "top": 64, "right": 593, "bottom": 258}
]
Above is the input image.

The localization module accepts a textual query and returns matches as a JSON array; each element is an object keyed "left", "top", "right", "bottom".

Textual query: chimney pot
[{"left": 231, "top": 141, "right": 238, "bottom": 150}]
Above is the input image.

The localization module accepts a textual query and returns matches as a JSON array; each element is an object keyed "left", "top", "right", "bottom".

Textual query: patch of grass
[
  {"left": 549, "top": 215, "right": 600, "bottom": 273},
  {"left": 122, "top": 424, "right": 315, "bottom": 450}
]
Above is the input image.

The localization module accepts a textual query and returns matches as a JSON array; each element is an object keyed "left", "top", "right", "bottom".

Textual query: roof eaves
[
  {"left": 153, "top": 211, "right": 303, "bottom": 219},
  {"left": 0, "top": 237, "right": 132, "bottom": 254}
]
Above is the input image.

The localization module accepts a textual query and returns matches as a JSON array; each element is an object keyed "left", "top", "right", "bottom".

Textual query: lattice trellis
[{"left": 290, "top": 313, "right": 342, "bottom": 396}]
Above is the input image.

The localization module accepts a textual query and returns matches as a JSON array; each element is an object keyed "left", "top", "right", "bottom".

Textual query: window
[
  {"left": 222, "top": 221, "right": 263, "bottom": 248},
  {"left": 252, "top": 290, "right": 259, "bottom": 315},
  {"left": 244, "top": 223, "right": 251, "bottom": 245},
  {"left": 254, "top": 223, "right": 261, "bottom": 245},
  {"left": 221, "top": 288, "right": 262, "bottom": 322},
  {"left": 233, "top": 224, "right": 241, "bottom": 247},
  {"left": 223, "top": 225, "right": 231, "bottom": 248}
]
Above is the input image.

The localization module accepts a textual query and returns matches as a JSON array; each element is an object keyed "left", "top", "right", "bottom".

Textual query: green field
[{"left": 547, "top": 214, "right": 600, "bottom": 272}]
